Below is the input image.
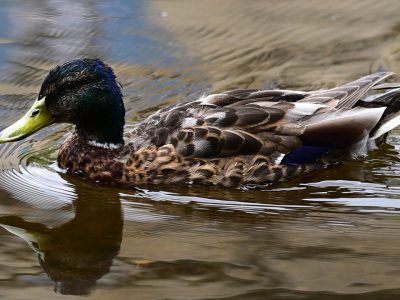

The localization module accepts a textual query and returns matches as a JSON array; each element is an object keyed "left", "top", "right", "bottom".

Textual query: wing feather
[
  {"left": 129, "top": 72, "right": 398, "bottom": 166},
  {"left": 300, "top": 72, "right": 394, "bottom": 108}
]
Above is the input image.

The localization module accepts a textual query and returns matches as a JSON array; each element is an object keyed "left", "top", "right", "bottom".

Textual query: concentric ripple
[{"left": 0, "top": 129, "right": 76, "bottom": 222}]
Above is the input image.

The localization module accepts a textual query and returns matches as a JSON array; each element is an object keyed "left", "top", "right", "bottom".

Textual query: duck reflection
[{"left": 0, "top": 187, "right": 123, "bottom": 295}]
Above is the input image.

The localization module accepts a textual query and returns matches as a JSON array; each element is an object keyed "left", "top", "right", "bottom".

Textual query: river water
[{"left": 0, "top": 0, "right": 400, "bottom": 299}]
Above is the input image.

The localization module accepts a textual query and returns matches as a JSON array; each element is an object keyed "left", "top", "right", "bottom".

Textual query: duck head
[{"left": 0, "top": 58, "right": 125, "bottom": 145}]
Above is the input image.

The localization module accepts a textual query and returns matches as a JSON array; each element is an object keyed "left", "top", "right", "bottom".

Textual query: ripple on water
[
  {"left": 303, "top": 180, "right": 400, "bottom": 213},
  {"left": 0, "top": 132, "right": 76, "bottom": 219},
  {"left": 129, "top": 189, "right": 311, "bottom": 214},
  {"left": 0, "top": 129, "right": 400, "bottom": 225}
]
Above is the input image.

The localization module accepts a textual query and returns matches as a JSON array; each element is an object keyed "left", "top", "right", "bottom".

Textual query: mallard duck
[{"left": 1, "top": 58, "right": 400, "bottom": 187}]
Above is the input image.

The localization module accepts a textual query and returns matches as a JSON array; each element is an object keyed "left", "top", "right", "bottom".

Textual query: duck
[{"left": 1, "top": 58, "right": 400, "bottom": 187}]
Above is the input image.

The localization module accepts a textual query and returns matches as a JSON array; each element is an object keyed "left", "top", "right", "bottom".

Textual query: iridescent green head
[{"left": 0, "top": 58, "right": 125, "bottom": 145}]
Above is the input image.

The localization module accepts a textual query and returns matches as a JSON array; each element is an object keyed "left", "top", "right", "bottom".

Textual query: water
[{"left": 0, "top": 0, "right": 400, "bottom": 299}]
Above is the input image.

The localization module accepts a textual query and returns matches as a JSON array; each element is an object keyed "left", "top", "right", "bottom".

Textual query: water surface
[{"left": 1, "top": 1, "right": 400, "bottom": 299}]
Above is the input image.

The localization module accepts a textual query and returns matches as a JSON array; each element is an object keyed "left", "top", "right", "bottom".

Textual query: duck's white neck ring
[{"left": 88, "top": 140, "right": 122, "bottom": 150}]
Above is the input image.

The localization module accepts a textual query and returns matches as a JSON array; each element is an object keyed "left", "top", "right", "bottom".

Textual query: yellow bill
[{"left": 0, "top": 97, "right": 55, "bottom": 142}]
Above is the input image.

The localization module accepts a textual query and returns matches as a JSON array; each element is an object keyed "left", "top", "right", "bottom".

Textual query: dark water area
[{"left": 0, "top": 0, "right": 400, "bottom": 299}]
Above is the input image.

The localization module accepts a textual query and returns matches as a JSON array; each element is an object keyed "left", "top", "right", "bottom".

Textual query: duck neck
[
  {"left": 76, "top": 122, "right": 124, "bottom": 147},
  {"left": 74, "top": 89, "right": 125, "bottom": 145},
  {"left": 75, "top": 93, "right": 125, "bottom": 146}
]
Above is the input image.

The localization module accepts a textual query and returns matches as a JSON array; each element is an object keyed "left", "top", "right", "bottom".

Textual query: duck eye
[{"left": 31, "top": 109, "right": 40, "bottom": 118}]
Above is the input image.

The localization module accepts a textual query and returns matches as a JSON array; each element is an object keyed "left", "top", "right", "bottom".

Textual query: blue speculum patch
[{"left": 281, "top": 144, "right": 332, "bottom": 166}]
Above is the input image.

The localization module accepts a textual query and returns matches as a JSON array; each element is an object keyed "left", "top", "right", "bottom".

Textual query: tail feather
[
  {"left": 370, "top": 114, "right": 400, "bottom": 139},
  {"left": 302, "top": 107, "right": 386, "bottom": 147},
  {"left": 358, "top": 88, "right": 400, "bottom": 139},
  {"left": 372, "top": 82, "right": 400, "bottom": 90}
]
